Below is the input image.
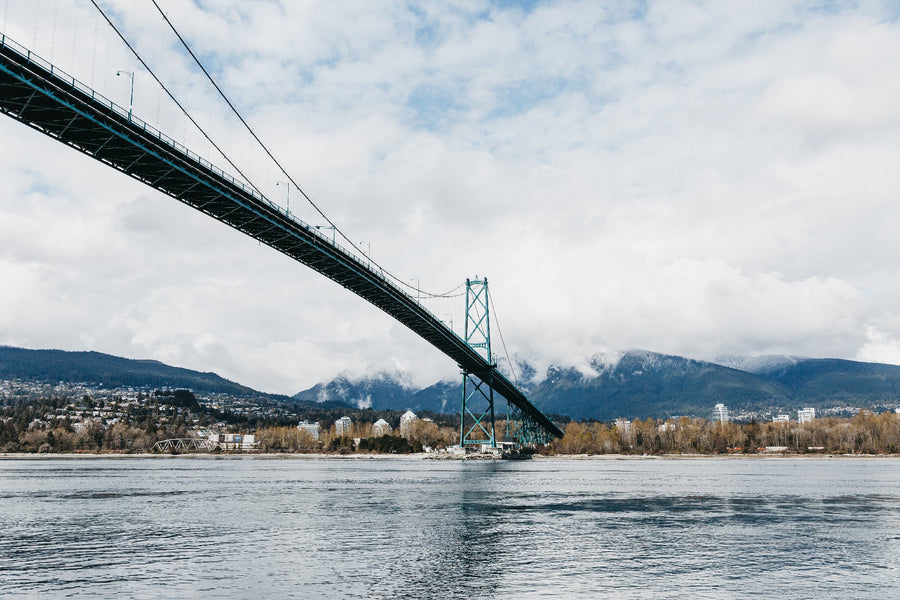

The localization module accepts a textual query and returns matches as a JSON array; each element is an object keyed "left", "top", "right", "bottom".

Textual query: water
[{"left": 1, "top": 456, "right": 898, "bottom": 599}]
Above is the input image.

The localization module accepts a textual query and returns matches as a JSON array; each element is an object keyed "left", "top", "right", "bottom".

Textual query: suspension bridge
[{"left": 0, "top": 26, "right": 563, "bottom": 446}]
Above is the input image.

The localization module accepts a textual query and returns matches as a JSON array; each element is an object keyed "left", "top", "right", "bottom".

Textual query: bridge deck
[{"left": 0, "top": 33, "right": 562, "bottom": 440}]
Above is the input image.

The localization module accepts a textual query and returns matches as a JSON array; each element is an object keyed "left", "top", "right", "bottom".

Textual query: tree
[
  {"left": 357, "top": 435, "right": 412, "bottom": 454},
  {"left": 408, "top": 419, "right": 441, "bottom": 447}
]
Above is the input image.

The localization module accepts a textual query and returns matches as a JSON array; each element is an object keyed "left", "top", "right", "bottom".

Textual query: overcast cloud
[{"left": 2, "top": 0, "right": 900, "bottom": 393}]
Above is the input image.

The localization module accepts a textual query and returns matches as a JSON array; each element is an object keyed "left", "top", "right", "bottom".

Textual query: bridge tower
[{"left": 459, "top": 278, "right": 497, "bottom": 448}]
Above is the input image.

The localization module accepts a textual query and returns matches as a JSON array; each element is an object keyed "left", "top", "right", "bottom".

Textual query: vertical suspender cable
[
  {"left": 88, "top": 0, "right": 266, "bottom": 201},
  {"left": 147, "top": 0, "right": 465, "bottom": 301}
]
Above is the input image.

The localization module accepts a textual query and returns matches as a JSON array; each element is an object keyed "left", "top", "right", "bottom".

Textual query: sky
[{"left": 2, "top": 0, "right": 900, "bottom": 394}]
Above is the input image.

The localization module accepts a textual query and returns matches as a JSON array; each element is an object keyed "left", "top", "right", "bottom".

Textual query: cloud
[{"left": 2, "top": 1, "right": 900, "bottom": 394}]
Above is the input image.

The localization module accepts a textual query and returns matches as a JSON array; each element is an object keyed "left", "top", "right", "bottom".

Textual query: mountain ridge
[
  {"left": 5, "top": 345, "right": 900, "bottom": 420},
  {"left": 295, "top": 350, "right": 900, "bottom": 420},
  {"left": 0, "top": 346, "right": 263, "bottom": 397}
]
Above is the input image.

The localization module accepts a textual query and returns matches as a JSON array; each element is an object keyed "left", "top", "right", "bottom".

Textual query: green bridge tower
[{"left": 459, "top": 278, "right": 497, "bottom": 448}]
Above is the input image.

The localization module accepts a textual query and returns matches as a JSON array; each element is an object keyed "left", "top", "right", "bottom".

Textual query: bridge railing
[
  {"left": 0, "top": 31, "right": 429, "bottom": 308},
  {"left": 0, "top": 33, "right": 259, "bottom": 203}
]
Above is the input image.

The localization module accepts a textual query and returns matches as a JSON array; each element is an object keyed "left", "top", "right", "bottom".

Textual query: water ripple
[{"left": 0, "top": 457, "right": 898, "bottom": 599}]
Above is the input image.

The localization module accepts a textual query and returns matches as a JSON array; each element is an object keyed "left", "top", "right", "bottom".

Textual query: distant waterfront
[{"left": 3, "top": 451, "right": 900, "bottom": 460}]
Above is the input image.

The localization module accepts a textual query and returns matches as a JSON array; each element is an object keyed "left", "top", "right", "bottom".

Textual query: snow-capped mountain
[
  {"left": 293, "top": 351, "right": 900, "bottom": 420},
  {"left": 292, "top": 371, "right": 419, "bottom": 410},
  {"left": 713, "top": 354, "right": 805, "bottom": 374}
]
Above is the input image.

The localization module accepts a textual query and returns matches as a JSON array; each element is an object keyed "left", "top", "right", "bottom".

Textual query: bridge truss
[
  {"left": 152, "top": 438, "right": 219, "bottom": 453},
  {"left": 0, "top": 33, "right": 563, "bottom": 444}
]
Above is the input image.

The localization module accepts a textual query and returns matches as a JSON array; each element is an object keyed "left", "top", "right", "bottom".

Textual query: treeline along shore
[
  {"left": 552, "top": 411, "right": 900, "bottom": 455},
  {"left": 2, "top": 388, "right": 900, "bottom": 455},
  {"left": 3, "top": 413, "right": 900, "bottom": 456}
]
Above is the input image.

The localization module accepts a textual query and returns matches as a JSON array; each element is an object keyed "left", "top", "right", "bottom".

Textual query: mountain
[
  {"left": 294, "top": 351, "right": 793, "bottom": 421},
  {"left": 524, "top": 351, "right": 790, "bottom": 420},
  {"left": 409, "top": 380, "right": 463, "bottom": 414},
  {"left": 713, "top": 354, "right": 805, "bottom": 374},
  {"left": 715, "top": 354, "right": 900, "bottom": 405},
  {"left": 292, "top": 372, "right": 418, "bottom": 410},
  {"left": 295, "top": 350, "right": 900, "bottom": 421},
  {"left": 10, "top": 344, "right": 894, "bottom": 421},
  {"left": 293, "top": 375, "right": 516, "bottom": 415},
  {"left": 0, "top": 346, "right": 259, "bottom": 396},
  {"left": 757, "top": 358, "right": 900, "bottom": 405}
]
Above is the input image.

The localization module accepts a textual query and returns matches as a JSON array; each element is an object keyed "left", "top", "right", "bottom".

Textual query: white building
[
  {"left": 773, "top": 414, "right": 790, "bottom": 423},
  {"left": 713, "top": 403, "right": 730, "bottom": 424},
  {"left": 372, "top": 419, "right": 392, "bottom": 436},
  {"left": 798, "top": 407, "right": 816, "bottom": 423},
  {"left": 210, "top": 433, "right": 257, "bottom": 451},
  {"left": 335, "top": 416, "right": 352, "bottom": 436},
  {"left": 400, "top": 410, "right": 418, "bottom": 439},
  {"left": 615, "top": 418, "right": 632, "bottom": 433},
  {"left": 481, "top": 441, "right": 517, "bottom": 454},
  {"left": 297, "top": 421, "right": 320, "bottom": 441}
]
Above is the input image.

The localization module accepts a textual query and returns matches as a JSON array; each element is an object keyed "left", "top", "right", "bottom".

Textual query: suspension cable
[
  {"left": 488, "top": 288, "right": 519, "bottom": 387},
  {"left": 147, "top": 0, "right": 459, "bottom": 300},
  {"left": 425, "top": 281, "right": 466, "bottom": 299},
  {"left": 88, "top": 0, "right": 266, "bottom": 201}
]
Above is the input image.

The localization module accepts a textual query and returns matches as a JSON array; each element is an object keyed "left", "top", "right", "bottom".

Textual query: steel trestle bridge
[{"left": 0, "top": 33, "right": 563, "bottom": 444}]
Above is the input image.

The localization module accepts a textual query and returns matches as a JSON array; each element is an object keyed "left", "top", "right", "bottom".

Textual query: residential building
[
  {"left": 335, "top": 416, "right": 352, "bottom": 436},
  {"left": 773, "top": 414, "right": 790, "bottom": 423},
  {"left": 615, "top": 418, "right": 632, "bottom": 433},
  {"left": 372, "top": 419, "right": 392, "bottom": 436},
  {"left": 713, "top": 403, "right": 730, "bottom": 424},
  {"left": 399, "top": 410, "right": 418, "bottom": 439},
  {"left": 297, "top": 420, "right": 320, "bottom": 441},
  {"left": 798, "top": 407, "right": 816, "bottom": 423}
]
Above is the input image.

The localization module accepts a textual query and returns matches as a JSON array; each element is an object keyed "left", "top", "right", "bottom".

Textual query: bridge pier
[{"left": 460, "top": 368, "right": 496, "bottom": 448}]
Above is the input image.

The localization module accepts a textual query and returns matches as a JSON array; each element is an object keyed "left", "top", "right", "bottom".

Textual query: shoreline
[{"left": 2, "top": 452, "right": 899, "bottom": 460}]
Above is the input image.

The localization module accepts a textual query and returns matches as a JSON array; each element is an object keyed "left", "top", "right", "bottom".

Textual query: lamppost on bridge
[
  {"left": 115, "top": 70, "right": 134, "bottom": 119},
  {"left": 411, "top": 277, "right": 420, "bottom": 302},
  {"left": 359, "top": 241, "right": 371, "bottom": 268},
  {"left": 276, "top": 181, "right": 290, "bottom": 217}
]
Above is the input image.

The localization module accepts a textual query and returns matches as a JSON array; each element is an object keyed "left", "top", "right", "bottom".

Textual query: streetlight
[
  {"left": 276, "top": 181, "right": 290, "bottom": 216},
  {"left": 359, "top": 241, "right": 371, "bottom": 268},
  {"left": 411, "top": 277, "right": 420, "bottom": 301},
  {"left": 116, "top": 70, "right": 134, "bottom": 119}
]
